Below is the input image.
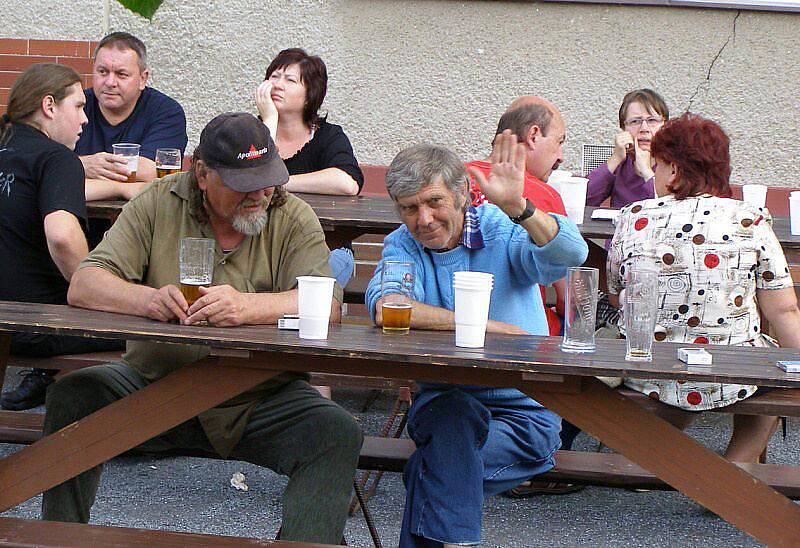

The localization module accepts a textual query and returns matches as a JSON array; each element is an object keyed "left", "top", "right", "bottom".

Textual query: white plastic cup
[
  {"left": 558, "top": 177, "right": 589, "bottom": 224},
  {"left": 112, "top": 143, "right": 140, "bottom": 183},
  {"left": 790, "top": 194, "right": 800, "bottom": 236},
  {"left": 296, "top": 276, "right": 335, "bottom": 339},
  {"left": 547, "top": 169, "right": 572, "bottom": 197},
  {"left": 453, "top": 272, "right": 494, "bottom": 348},
  {"left": 453, "top": 271, "right": 494, "bottom": 285},
  {"left": 299, "top": 316, "right": 330, "bottom": 340},
  {"left": 742, "top": 184, "right": 768, "bottom": 208}
]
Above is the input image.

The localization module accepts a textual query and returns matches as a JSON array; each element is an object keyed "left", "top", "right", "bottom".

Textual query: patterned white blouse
[{"left": 607, "top": 195, "right": 792, "bottom": 410}]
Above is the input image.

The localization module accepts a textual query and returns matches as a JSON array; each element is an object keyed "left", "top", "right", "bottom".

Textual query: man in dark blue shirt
[{"left": 76, "top": 32, "right": 188, "bottom": 201}]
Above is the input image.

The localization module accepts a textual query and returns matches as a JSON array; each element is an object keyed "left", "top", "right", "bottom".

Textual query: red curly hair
[{"left": 650, "top": 113, "right": 732, "bottom": 200}]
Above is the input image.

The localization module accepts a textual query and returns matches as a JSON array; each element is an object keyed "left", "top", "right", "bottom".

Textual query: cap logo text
[{"left": 238, "top": 144, "right": 268, "bottom": 160}]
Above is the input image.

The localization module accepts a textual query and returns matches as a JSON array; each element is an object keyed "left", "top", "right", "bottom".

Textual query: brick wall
[{"left": 0, "top": 38, "right": 96, "bottom": 110}]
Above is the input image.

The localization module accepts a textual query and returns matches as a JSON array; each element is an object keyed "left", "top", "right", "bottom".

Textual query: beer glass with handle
[
  {"left": 112, "top": 143, "right": 140, "bottom": 184},
  {"left": 380, "top": 261, "right": 415, "bottom": 334},
  {"left": 155, "top": 148, "right": 182, "bottom": 178},
  {"left": 179, "top": 238, "right": 215, "bottom": 307}
]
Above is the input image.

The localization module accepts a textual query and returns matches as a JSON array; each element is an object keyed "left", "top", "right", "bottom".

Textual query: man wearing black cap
[{"left": 43, "top": 113, "right": 362, "bottom": 543}]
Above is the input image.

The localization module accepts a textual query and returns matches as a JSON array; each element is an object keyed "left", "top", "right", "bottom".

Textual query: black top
[
  {"left": 75, "top": 87, "right": 188, "bottom": 160},
  {"left": 283, "top": 120, "right": 364, "bottom": 193},
  {"left": 0, "top": 123, "right": 87, "bottom": 304}
]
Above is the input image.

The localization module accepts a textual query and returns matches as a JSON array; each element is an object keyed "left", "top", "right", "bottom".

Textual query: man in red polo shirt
[
  {"left": 467, "top": 96, "right": 567, "bottom": 336},
  {"left": 468, "top": 96, "right": 585, "bottom": 498}
]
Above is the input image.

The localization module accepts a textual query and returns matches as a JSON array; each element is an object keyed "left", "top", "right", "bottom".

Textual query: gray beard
[{"left": 232, "top": 208, "right": 269, "bottom": 235}]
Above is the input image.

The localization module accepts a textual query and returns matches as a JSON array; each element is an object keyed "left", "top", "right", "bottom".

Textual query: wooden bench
[
  {"left": 0, "top": 516, "right": 334, "bottom": 547},
  {"left": 357, "top": 436, "right": 800, "bottom": 498}
]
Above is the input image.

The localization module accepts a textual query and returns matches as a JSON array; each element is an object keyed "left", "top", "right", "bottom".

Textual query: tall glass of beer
[
  {"left": 380, "top": 261, "right": 415, "bottom": 334},
  {"left": 112, "top": 143, "right": 140, "bottom": 184},
  {"left": 179, "top": 238, "right": 215, "bottom": 307},
  {"left": 155, "top": 148, "right": 182, "bottom": 178}
]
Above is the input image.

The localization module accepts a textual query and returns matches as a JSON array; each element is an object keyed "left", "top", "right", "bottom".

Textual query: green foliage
[{"left": 116, "top": 0, "right": 165, "bottom": 20}]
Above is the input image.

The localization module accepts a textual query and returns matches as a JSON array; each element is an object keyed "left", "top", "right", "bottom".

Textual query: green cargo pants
[{"left": 41, "top": 362, "right": 362, "bottom": 544}]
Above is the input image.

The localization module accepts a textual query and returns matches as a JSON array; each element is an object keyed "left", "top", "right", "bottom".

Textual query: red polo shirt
[{"left": 466, "top": 160, "right": 566, "bottom": 335}]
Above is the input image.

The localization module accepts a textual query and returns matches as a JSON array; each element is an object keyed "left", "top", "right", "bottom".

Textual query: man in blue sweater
[{"left": 365, "top": 131, "right": 588, "bottom": 547}]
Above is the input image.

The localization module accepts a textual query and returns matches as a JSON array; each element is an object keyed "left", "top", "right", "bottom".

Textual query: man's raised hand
[{"left": 467, "top": 129, "right": 527, "bottom": 218}]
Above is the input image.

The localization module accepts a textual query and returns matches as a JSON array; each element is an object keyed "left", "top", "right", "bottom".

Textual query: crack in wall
[{"left": 686, "top": 10, "right": 741, "bottom": 113}]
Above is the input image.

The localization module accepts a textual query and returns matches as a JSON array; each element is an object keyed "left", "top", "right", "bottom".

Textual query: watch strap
[{"left": 510, "top": 198, "right": 536, "bottom": 224}]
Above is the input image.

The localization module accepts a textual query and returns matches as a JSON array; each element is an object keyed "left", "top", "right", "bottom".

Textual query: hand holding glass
[
  {"left": 112, "top": 143, "right": 140, "bottom": 184},
  {"left": 179, "top": 238, "right": 215, "bottom": 306},
  {"left": 380, "top": 261, "right": 415, "bottom": 334}
]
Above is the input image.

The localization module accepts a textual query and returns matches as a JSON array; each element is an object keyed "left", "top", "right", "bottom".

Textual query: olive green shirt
[{"left": 79, "top": 172, "right": 342, "bottom": 457}]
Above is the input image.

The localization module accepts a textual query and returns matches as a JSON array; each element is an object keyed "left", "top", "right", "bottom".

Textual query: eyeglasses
[{"left": 624, "top": 117, "right": 664, "bottom": 129}]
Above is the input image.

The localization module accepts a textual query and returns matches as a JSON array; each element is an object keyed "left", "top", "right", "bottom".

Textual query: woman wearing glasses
[{"left": 587, "top": 89, "right": 668, "bottom": 207}]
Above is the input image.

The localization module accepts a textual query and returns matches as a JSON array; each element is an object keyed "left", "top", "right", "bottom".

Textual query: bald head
[
  {"left": 506, "top": 95, "right": 559, "bottom": 115},
  {"left": 494, "top": 95, "right": 562, "bottom": 142},
  {"left": 494, "top": 95, "right": 566, "bottom": 181}
]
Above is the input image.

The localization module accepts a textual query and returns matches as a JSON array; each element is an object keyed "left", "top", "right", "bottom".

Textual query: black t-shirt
[
  {"left": 282, "top": 120, "right": 364, "bottom": 193},
  {"left": 0, "top": 123, "right": 87, "bottom": 304}
]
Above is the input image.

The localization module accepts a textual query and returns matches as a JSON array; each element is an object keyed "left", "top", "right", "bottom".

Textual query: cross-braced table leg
[
  {"left": 0, "top": 356, "right": 281, "bottom": 512},
  {"left": 522, "top": 376, "right": 800, "bottom": 546}
]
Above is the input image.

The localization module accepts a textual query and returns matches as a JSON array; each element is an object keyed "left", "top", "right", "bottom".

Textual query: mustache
[{"left": 237, "top": 197, "right": 270, "bottom": 211}]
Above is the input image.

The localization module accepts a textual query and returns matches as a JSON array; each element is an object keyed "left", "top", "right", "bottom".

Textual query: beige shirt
[
  {"left": 608, "top": 195, "right": 791, "bottom": 410},
  {"left": 80, "top": 172, "right": 341, "bottom": 456}
]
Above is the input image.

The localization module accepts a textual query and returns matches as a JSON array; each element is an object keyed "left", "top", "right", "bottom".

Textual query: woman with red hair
[{"left": 607, "top": 113, "right": 800, "bottom": 462}]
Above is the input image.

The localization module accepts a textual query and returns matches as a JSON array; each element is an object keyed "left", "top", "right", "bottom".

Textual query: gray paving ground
[{"left": 2, "top": 367, "right": 794, "bottom": 547}]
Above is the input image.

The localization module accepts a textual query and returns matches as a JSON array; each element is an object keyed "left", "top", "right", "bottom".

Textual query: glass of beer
[
  {"left": 155, "top": 148, "right": 182, "bottom": 178},
  {"left": 380, "top": 261, "right": 414, "bottom": 334},
  {"left": 179, "top": 238, "right": 215, "bottom": 307},
  {"left": 112, "top": 143, "right": 140, "bottom": 184}
]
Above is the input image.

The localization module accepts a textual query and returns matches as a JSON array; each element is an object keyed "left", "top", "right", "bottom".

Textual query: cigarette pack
[
  {"left": 278, "top": 315, "right": 300, "bottom": 330},
  {"left": 678, "top": 347, "right": 712, "bottom": 365},
  {"left": 777, "top": 361, "right": 800, "bottom": 373}
]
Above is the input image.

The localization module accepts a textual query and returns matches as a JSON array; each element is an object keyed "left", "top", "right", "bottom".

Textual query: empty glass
[
  {"left": 624, "top": 268, "right": 659, "bottom": 361},
  {"left": 561, "top": 267, "right": 598, "bottom": 353}
]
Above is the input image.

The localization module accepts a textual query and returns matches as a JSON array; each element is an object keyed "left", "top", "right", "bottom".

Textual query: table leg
[
  {"left": 0, "top": 333, "right": 9, "bottom": 394},
  {"left": 0, "top": 356, "right": 281, "bottom": 512},
  {"left": 521, "top": 376, "right": 800, "bottom": 546}
]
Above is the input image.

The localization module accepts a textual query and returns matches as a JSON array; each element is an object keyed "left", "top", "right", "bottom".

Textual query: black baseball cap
[{"left": 195, "top": 112, "right": 289, "bottom": 192}]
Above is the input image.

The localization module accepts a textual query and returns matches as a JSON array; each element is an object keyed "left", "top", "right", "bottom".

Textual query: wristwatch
[{"left": 509, "top": 198, "right": 536, "bottom": 224}]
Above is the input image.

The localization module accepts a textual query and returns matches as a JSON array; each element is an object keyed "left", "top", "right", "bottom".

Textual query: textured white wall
[{"left": 4, "top": 0, "right": 799, "bottom": 186}]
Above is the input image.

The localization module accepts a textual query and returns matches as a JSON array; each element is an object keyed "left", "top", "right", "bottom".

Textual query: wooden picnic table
[{"left": 0, "top": 301, "right": 799, "bottom": 545}]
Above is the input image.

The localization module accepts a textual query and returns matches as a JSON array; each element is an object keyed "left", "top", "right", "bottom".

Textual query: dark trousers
[{"left": 41, "top": 362, "right": 363, "bottom": 544}]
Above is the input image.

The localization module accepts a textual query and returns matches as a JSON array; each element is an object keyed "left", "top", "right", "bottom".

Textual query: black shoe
[{"left": 0, "top": 369, "right": 55, "bottom": 410}]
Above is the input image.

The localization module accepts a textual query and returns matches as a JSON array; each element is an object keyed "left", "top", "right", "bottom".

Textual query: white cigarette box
[
  {"left": 678, "top": 347, "right": 712, "bottom": 365},
  {"left": 777, "top": 360, "right": 800, "bottom": 373},
  {"left": 278, "top": 315, "right": 300, "bottom": 330}
]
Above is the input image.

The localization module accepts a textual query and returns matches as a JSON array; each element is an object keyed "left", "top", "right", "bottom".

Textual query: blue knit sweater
[{"left": 366, "top": 204, "right": 588, "bottom": 395}]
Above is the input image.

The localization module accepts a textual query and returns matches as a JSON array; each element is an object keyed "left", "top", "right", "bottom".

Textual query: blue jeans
[
  {"left": 328, "top": 247, "right": 354, "bottom": 288},
  {"left": 400, "top": 387, "right": 561, "bottom": 547}
]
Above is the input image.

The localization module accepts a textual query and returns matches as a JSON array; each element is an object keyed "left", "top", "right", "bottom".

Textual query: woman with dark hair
[
  {"left": 0, "top": 63, "right": 122, "bottom": 411},
  {"left": 607, "top": 113, "right": 800, "bottom": 461},
  {"left": 254, "top": 48, "right": 363, "bottom": 287},
  {"left": 254, "top": 48, "right": 363, "bottom": 196},
  {"left": 587, "top": 88, "right": 668, "bottom": 207}
]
